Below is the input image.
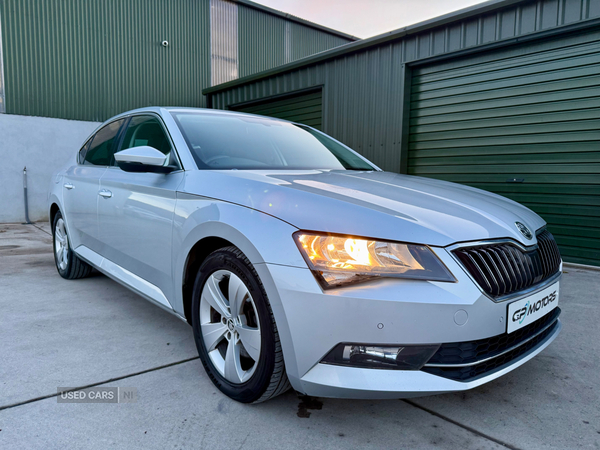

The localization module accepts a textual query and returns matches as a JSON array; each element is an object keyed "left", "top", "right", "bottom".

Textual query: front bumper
[
  {"left": 256, "top": 246, "right": 562, "bottom": 398},
  {"left": 300, "top": 319, "right": 561, "bottom": 399}
]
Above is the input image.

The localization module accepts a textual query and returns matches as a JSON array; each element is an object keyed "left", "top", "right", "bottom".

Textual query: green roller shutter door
[
  {"left": 408, "top": 29, "right": 600, "bottom": 266},
  {"left": 231, "top": 91, "right": 322, "bottom": 130}
]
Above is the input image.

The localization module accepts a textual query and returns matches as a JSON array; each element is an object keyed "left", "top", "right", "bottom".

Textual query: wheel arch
[
  {"left": 173, "top": 201, "right": 305, "bottom": 384},
  {"left": 181, "top": 235, "right": 235, "bottom": 325},
  {"left": 174, "top": 200, "right": 304, "bottom": 322},
  {"left": 178, "top": 218, "right": 272, "bottom": 324},
  {"left": 49, "top": 202, "right": 61, "bottom": 226}
]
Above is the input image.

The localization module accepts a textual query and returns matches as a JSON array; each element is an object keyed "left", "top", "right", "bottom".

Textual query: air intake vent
[{"left": 453, "top": 230, "right": 561, "bottom": 298}]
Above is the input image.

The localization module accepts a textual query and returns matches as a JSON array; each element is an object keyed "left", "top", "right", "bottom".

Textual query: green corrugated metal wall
[
  {"left": 0, "top": 0, "right": 351, "bottom": 122},
  {"left": 288, "top": 21, "right": 350, "bottom": 63},
  {"left": 231, "top": 90, "right": 322, "bottom": 129},
  {"left": 211, "top": 0, "right": 600, "bottom": 175},
  {"left": 237, "top": 4, "right": 350, "bottom": 78},
  {"left": 238, "top": 5, "right": 285, "bottom": 78},
  {"left": 408, "top": 29, "right": 600, "bottom": 266},
  {"left": 0, "top": 0, "right": 211, "bottom": 121}
]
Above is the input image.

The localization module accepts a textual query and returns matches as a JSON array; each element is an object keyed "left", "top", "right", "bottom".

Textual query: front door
[{"left": 97, "top": 114, "right": 184, "bottom": 302}]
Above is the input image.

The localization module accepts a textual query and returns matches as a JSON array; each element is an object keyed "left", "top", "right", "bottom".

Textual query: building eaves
[
  {"left": 232, "top": 0, "right": 359, "bottom": 41},
  {"left": 204, "top": 0, "right": 525, "bottom": 95}
]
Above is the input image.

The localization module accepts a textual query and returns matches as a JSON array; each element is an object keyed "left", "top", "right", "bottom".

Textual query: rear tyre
[
  {"left": 191, "top": 246, "right": 290, "bottom": 403},
  {"left": 52, "top": 211, "right": 92, "bottom": 280}
]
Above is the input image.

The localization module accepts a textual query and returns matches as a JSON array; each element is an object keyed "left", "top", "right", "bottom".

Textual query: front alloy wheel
[
  {"left": 191, "top": 246, "right": 290, "bottom": 403},
  {"left": 199, "top": 270, "right": 262, "bottom": 384}
]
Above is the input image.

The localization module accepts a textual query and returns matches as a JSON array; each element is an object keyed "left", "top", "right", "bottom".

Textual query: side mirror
[{"left": 114, "top": 146, "right": 176, "bottom": 173}]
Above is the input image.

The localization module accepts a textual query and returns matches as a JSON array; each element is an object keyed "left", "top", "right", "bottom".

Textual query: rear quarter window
[{"left": 77, "top": 138, "right": 93, "bottom": 164}]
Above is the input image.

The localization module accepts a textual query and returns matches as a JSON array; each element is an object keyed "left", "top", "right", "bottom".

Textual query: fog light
[{"left": 321, "top": 343, "right": 440, "bottom": 370}]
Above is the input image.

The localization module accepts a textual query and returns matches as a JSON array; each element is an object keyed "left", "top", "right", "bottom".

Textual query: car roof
[{"left": 87, "top": 107, "right": 303, "bottom": 150}]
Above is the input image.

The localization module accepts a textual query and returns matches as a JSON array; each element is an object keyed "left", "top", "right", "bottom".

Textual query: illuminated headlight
[
  {"left": 293, "top": 232, "right": 455, "bottom": 288},
  {"left": 322, "top": 343, "right": 441, "bottom": 370}
]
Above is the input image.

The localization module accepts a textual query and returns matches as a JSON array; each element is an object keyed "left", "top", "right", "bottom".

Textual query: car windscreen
[{"left": 170, "top": 112, "right": 376, "bottom": 171}]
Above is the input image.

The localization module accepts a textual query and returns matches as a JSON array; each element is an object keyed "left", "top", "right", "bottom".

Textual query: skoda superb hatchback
[{"left": 49, "top": 107, "right": 562, "bottom": 403}]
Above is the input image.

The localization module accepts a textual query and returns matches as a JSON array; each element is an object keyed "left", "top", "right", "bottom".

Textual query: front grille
[
  {"left": 422, "top": 308, "right": 561, "bottom": 382},
  {"left": 453, "top": 229, "right": 561, "bottom": 298}
]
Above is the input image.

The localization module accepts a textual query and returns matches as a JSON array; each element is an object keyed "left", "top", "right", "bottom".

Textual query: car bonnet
[{"left": 180, "top": 170, "right": 546, "bottom": 247}]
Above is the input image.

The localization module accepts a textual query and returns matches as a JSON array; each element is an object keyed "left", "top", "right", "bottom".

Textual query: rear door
[
  {"left": 97, "top": 114, "right": 184, "bottom": 302},
  {"left": 62, "top": 119, "right": 125, "bottom": 253}
]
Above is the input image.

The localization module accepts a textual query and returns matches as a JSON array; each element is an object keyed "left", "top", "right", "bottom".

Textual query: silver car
[{"left": 48, "top": 107, "right": 562, "bottom": 403}]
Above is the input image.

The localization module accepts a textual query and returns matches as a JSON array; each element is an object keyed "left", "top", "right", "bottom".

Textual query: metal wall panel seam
[
  {"left": 0, "top": 7, "right": 6, "bottom": 113},
  {"left": 211, "top": 0, "right": 239, "bottom": 86},
  {"left": 285, "top": 21, "right": 291, "bottom": 64}
]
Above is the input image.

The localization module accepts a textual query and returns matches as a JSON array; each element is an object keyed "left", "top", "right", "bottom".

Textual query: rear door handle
[
  {"left": 63, "top": 183, "right": 74, "bottom": 190},
  {"left": 98, "top": 189, "right": 113, "bottom": 199}
]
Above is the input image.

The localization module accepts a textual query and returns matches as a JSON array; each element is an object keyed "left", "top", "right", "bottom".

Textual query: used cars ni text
[{"left": 49, "top": 107, "right": 562, "bottom": 403}]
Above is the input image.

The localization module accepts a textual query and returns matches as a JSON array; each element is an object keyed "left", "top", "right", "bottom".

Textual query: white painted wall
[{"left": 0, "top": 114, "right": 100, "bottom": 223}]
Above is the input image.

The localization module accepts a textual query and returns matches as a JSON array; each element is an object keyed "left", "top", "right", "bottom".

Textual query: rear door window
[{"left": 84, "top": 119, "right": 125, "bottom": 166}]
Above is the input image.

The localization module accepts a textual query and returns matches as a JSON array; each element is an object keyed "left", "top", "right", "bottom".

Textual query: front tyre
[
  {"left": 52, "top": 211, "right": 92, "bottom": 279},
  {"left": 191, "top": 246, "right": 290, "bottom": 403}
]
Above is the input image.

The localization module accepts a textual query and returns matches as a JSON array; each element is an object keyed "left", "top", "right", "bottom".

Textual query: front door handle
[
  {"left": 98, "top": 189, "right": 113, "bottom": 199},
  {"left": 63, "top": 183, "right": 74, "bottom": 190}
]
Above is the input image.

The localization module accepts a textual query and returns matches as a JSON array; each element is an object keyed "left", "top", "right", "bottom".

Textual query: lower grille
[
  {"left": 453, "top": 229, "right": 561, "bottom": 298},
  {"left": 422, "top": 308, "right": 560, "bottom": 382}
]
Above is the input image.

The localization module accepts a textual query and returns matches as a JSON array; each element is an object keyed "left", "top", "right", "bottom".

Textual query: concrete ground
[{"left": 0, "top": 223, "right": 598, "bottom": 450}]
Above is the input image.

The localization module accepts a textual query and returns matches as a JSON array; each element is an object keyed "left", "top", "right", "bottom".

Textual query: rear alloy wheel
[
  {"left": 52, "top": 211, "right": 92, "bottom": 280},
  {"left": 54, "top": 217, "right": 69, "bottom": 272},
  {"left": 191, "top": 246, "right": 290, "bottom": 403}
]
